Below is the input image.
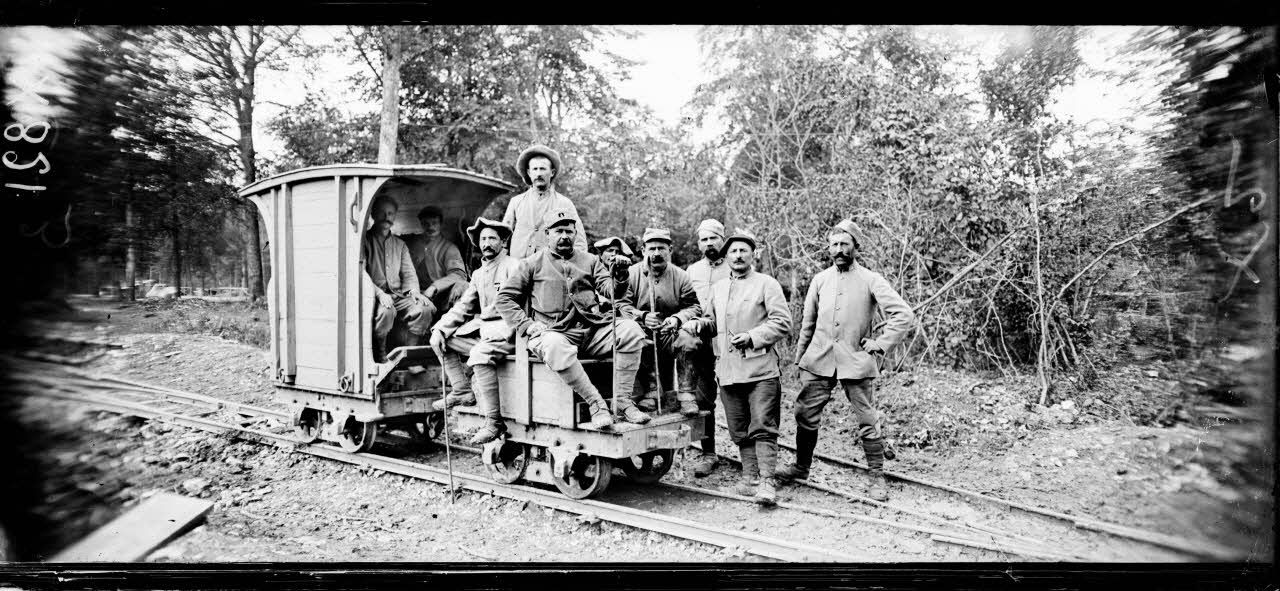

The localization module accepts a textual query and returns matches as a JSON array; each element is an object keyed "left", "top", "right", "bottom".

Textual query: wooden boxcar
[{"left": 240, "top": 163, "right": 515, "bottom": 452}]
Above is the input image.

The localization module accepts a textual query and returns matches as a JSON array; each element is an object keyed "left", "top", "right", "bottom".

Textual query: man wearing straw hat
[
  {"left": 775, "top": 219, "right": 915, "bottom": 502},
  {"left": 681, "top": 218, "right": 731, "bottom": 477},
  {"left": 502, "top": 144, "right": 588, "bottom": 258},
  {"left": 428, "top": 217, "right": 522, "bottom": 445},
  {"left": 616, "top": 227, "right": 702, "bottom": 417},
  {"left": 687, "top": 228, "right": 792, "bottom": 505},
  {"left": 496, "top": 207, "right": 653, "bottom": 429}
]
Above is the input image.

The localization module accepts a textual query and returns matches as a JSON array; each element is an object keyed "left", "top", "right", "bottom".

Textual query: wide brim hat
[
  {"left": 593, "top": 236, "right": 634, "bottom": 257},
  {"left": 516, "top": 144, "right": 563, "bottom": 186},
  {"left": 466, "top": 217, "right": 513, "bottom": 247},
  {"left": 719, "top": 228, "right": 759, "bottom": 258}
]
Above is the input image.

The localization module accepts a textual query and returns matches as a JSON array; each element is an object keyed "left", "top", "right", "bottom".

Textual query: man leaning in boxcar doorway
[
  {"left": 362, "top": 194, "right": 434, "bottom": 361},
  {"left": 403, "top": 205, "right": 470, "bottom": 314},
  {"left": 502, "top": 144, "right": 589, "bottom": 258},
  {"left": 775, "top": 219, "right": 915, "bottom": 501}
]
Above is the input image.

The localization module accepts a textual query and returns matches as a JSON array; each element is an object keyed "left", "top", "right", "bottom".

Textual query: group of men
[{"left": 362, "top": 144, "right": 915, "bottom": 505}]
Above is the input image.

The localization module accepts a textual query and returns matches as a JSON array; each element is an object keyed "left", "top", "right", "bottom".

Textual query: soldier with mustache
[
  {"left": 362, "top": 194, "right": 434, "bottom": 361},
  {"left": 496, "top": 208, "right": 653, "bottom": 429},
  {"left": 428, "top": 218, "right": 521, "bottom": 444},
  {"left": 681, "top": 219, "right": 731, "bottom": 477},
  {"left": 776, "top": 219, "right": 915, "bottom": 501},
  {"left": 502, "top": 145, "right": 588, "bottom": 258}
]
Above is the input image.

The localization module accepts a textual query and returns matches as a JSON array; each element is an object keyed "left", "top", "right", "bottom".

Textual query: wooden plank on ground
[{"left": 48, "top": 492, "right": 213, "bottom": 562}]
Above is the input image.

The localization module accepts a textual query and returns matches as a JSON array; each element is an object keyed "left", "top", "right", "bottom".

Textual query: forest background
[{"left": 1, "top": 24, "right": 1275, "bottom": 432}]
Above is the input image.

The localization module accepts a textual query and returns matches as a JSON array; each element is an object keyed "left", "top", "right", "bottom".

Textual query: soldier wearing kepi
[
  {"left": 615, "top": 228, "right": 702, "bottom": 416},
  {"left": 502, "top": 144, "right": 589, "bottom": 258},
  {"left": 495, "top": 207, "right": 652, "bottom": 428},
  {"left": 427, "top": 218, "right": 521, "bottom": 444},
  {"left": 775, "top": 219, "right": 915, "bottom": 501},
  {"left": 689, "top": 228, "right": 791, "bottom": 504},
  {"left": 681, "top": 219, "right": 731, "bottom": 477}
]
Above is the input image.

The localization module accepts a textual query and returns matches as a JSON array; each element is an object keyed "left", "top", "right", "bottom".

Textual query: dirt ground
[{"left": 6, "top": 296, "right": 1273, "bottom": 563}]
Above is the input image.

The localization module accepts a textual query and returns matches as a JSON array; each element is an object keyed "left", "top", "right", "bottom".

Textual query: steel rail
[{"left": 14, "top": 382, "right": 864, "bottom": 563}]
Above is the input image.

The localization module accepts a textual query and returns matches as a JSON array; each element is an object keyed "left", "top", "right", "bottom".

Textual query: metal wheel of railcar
[
  {"left": 620, "top": 449, "right": 675, "bottom": 484},
  {"left": 291, "top": 407, "right": 322, "bottom": 443},
  {"left": 552, "top": 454, "right": 613, "bottom": 499},
  {"left": 406, "top": 412, "right": 444, "bottom": 442},
  {"left": 337, "top": 416, "right": 378, "bottom": 453},
  {"left": 484, "top": 440, "right": 528, "bottom": 484}
]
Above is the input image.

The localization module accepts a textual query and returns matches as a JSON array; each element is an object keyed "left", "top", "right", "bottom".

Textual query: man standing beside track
[
  {"left": 775, "top": 219, "right": 915, "bottom": 501},
  {"left": 495, "top": 207, "right": 652, "bottom": 429},
  {"left": 502, "top": 144, "right": 588, "bottom": 258},
  {"left": 362, "top": 194, "right": 433, "bottom": 361},
  {"left": 681, "top": 219, "right": 731, "bottom": 477},
  {"left": 428, "top": 218, "right": 521, "bottom": 445},
  {"left": 688, "top": 228, "right": 791, "bottom": 505},
  {"left": 616, "top": 227, "right": 702, "bottom": 417}
]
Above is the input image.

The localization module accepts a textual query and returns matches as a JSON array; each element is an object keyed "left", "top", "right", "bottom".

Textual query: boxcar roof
[{"left": 237, "top": 163, "right": 517, "bottom": 197}]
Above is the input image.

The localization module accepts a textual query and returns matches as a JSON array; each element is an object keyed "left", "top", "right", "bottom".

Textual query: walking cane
[
  {"left": 608, "top": 264, "right": 620, "bottom": 419},
  {"left": 646, "top": 266, "right": 663, "bottom": 416},
  {"left": 433, "top": 348, "right": 457, "bottom": 504}
]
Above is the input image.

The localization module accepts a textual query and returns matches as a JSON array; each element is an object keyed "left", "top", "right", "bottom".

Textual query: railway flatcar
[{"left": 241, "top": 164, "right": 516, "bottom": 452}]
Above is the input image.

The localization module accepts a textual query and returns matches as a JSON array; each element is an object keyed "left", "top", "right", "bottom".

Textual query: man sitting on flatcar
[
  {"left": 403, "top": 205, "right": 470, "bottom": 314},
  {"left": 495, "top": 207, "right": 653, "bottom": 429},
  {"left": 615, "top": 227, "right": 702, "bottom": 417},
  {"left": 428, "top": 218, "right": 522, "bottom": 445},
  {"left": 362, "top": 194, "right": 434, "bottom": 360}
]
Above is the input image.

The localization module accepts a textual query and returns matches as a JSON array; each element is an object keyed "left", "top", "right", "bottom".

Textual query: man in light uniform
[
  {"left": 362, "top": 194, "right": 433, "bottom": 360},
  {"left": 776, "top": 219, "right": 915, "bottom": 501},
  {"left": 681, "top": 218, "right": 731, "bottom": 477},
  {"left": 502, "top": 144, "right": 588, "bottom": 258},
  {"left": 428, "top": 218, "right": 521, "bottom": 444},
  {"left": 495, "top": 208, "right": 652, "bottom": 428},
  {"left": 687, "top": 229, "right": 791, "bottom": 504},
  {"left": 615, "top": 227, "right": 702, "bottom": 416},
  {"left": 403, "top": 205, "right": 470, "bottom": 313}
]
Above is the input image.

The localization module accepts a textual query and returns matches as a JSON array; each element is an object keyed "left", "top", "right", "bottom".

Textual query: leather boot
[
  {"left": 754, "top": 440, "right": 778, "bottom": 505},
  {"left": 731, "top": 443, "right": 759, "bottom": 496},
  {"left": 613, "top": 349, "right": 651, "bottom": 424},
  {"left": 556, "top": 361, "right": 614, "bottom": 429},
  {"left": 468, "top": 364, "right": 504, "bottom": 445},
  {"left": 775, "top": 427, "right": 817, "bottom": 483},
  {"left": 676, "top": 391, "right": 700, "bottom": 416},
  {"left": 863, "top": 436, "right": 889, "bottom": 501}
]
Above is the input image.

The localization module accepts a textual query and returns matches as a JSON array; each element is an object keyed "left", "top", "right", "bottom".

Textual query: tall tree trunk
[
  {"left": 236, "top": 36, "right": 265, "bottom": 300},
  {"left": 171, "top": 229, "right": 183, "bottom": 296},
  {"left": 124, "top": 202, "right": 137, "bottom": 301},
  {"left": 377, "top": 27, "right": 404, "bottom": 165}
]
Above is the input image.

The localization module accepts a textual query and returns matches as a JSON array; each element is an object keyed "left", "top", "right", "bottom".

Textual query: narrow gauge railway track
[
  {"left": 706, "top": 421, "right": 1245, "bottom": 562},
  {"left": 8, "top": 361, "right": 858, "bottom": 562},
  {"left": 8, "top": 360, "right": 1093, "bottom": 562}
]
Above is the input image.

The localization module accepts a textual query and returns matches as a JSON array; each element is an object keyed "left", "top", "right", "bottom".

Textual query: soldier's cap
[
  {"left": 542, "top": 207, "right": 579, "bottom": 231},
  {"left": 696, "top": 218, "right": 725, "bottom": 238},
  {"left": 417, "top": 205, "right": 444, "bottom": 221},
  {"left": 720, "top": 228, "right": 759, "bottom": 257},
  {"left": 592, "top": 236, "right": 633, "bottom": 257},
  {"left": 641, "top": 227, "right": 673, "bottom": 245},
  {"left": 516, "top": 144, "right": 563, "bottom": 186},
  {"left": 830, "top": 218, "right": 864, "bottom": 250},
  {"left": 466, "top": 217, "right": 513, "bottom": 247}
]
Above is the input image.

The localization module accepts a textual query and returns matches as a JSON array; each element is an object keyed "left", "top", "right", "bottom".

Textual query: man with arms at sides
[
  {"left": 681, "top": 218, "right": 731, "bottom": 477},
  {"left": 687, "top": 229, "right": 791, "bottom": 504},
  {"left": 495, "top": 208, "right": 652, "bottom": 428},
  {"left": 776, "top": 219, "right": 915, "bottom": 501},
  {"left": 428, "top": 218, "right": 522, "bottom": 445},
  {"left": 502, "top": 144, "right": 588, "bottom": 258}
]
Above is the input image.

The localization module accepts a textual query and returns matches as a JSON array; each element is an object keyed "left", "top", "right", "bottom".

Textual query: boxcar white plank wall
[{"left": 289, "top": 179, "right": 339, "bottom": 390}]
